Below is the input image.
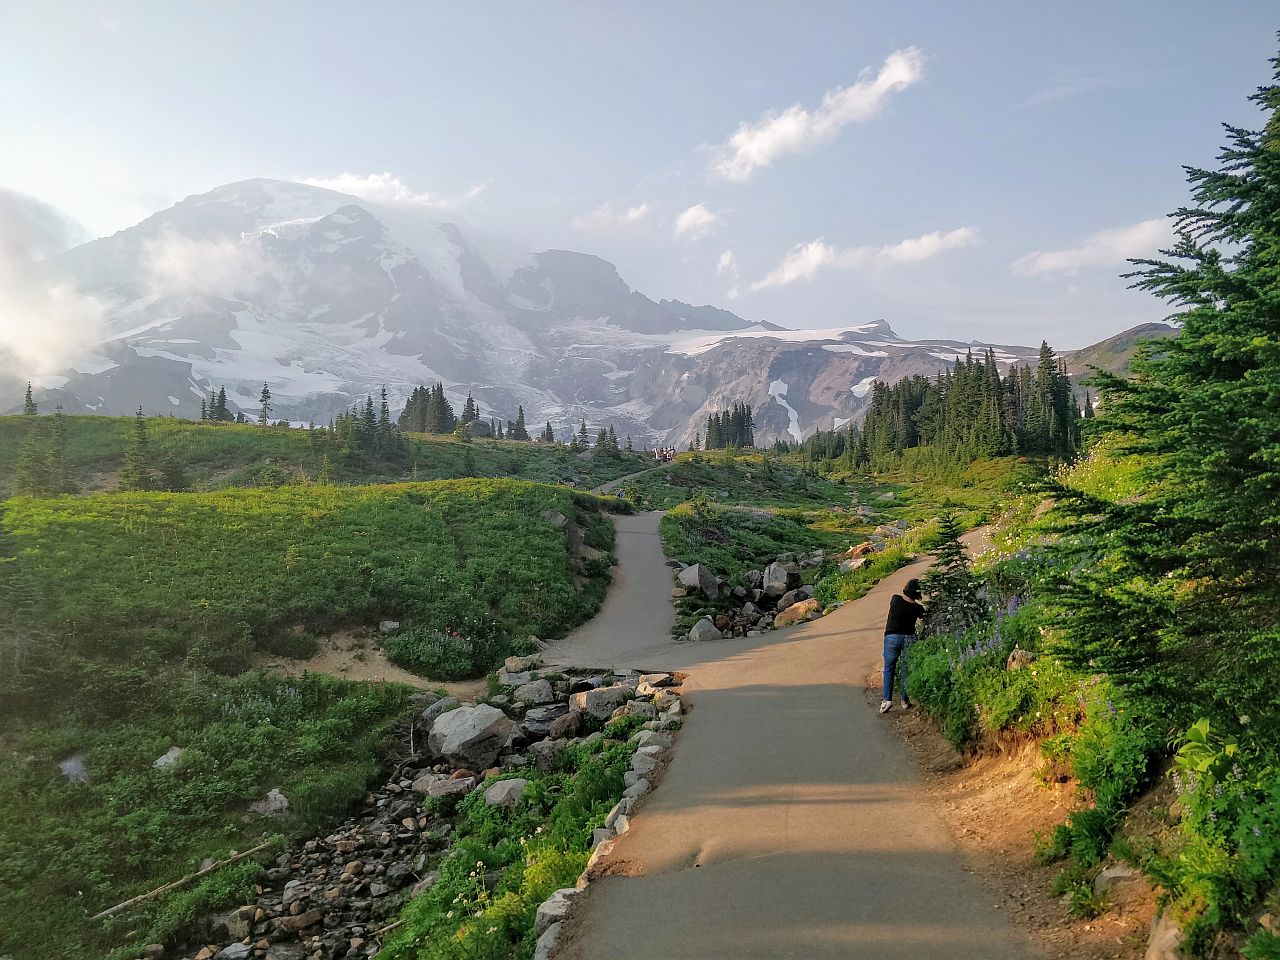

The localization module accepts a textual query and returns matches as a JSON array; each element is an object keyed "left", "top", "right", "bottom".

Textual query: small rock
[
  {"left": 427, "top": 777, "right": 476, "bottom": 797},
  {"left": 249, "top": 788, "right": 290, "bottom": 818},
  {"left": 410, "top": 870, "right": 440, "bottom": 897},
  {"left": 625, "top": 700, "right": 658, "bottom": 720},
  {"left": 152, "top": 746, "right": 185, "bottom": 771},
  {"left": 57, "top": 754, "right": 88, "bottom": 784},
  {"left": 622, "top": 778, "right": 650, "bottom": 799},
  {"left": 484, "top": 778, "right": 530, "bottom": 808},
  {"left": 142, "top": 945, "right": 165, "bottom": 959},
  {"left": 547, "top": 710, "right": 582, "bottom": 739},
  {"left": 535, "top": 888, "right": 578, "bottom": 936},
  {"left": 630, "top": 752, "right": 659, "bottom": 776},
  {"left": 379, "top": 620, "right": 400, "bottom": 634},
  {"left": 1006, "top": 648, "right": 1036, "bottom": 670},
  {"left": 677, "top": 563, "right": 719, "bottom": 598},
  {"left": 1145, "top": 910, "right": 1185, "bottom": 960},
  {"left": 215, "top": 945, "right": 252, "bottom": 960},
  {"left": 688, "top": 617, "right": 722, "bottom": 642},
  {"left": 419, "top": 696, "right": 459, "bottom": 730},
  {"left": 278, "top": 908, "right": 325, "bottom": 932}
]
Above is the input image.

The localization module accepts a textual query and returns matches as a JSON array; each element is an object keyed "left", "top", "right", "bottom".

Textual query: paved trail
[{"left": 553, "top": 518, "right": 1037, "bottom": 960}]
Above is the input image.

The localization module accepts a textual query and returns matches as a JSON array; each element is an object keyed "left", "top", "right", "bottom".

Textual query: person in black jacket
[{"left": 880, "top": 578, "right": 926, "bottom": 714}]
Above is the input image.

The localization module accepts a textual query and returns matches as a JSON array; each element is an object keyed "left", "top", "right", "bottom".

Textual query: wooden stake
[{"left": 89, "top": 839, "right": 278, "bottom": 921}]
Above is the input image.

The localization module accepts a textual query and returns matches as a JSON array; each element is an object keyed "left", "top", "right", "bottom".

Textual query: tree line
[{"left": 787, "top": 342, "right": 1084, "bottom": 469}]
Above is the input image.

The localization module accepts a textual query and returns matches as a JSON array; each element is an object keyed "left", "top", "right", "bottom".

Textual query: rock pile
[
  {"left": 170, "top": 658, "right": 685, "bottom": 960},
  {"left": 673, "top": 552, "right": 827, "bottom": 640}
]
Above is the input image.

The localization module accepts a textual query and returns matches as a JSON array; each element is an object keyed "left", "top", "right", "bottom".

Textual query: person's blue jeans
[{"left": 883, "top": 633, "right": 913, "bottom": 701}]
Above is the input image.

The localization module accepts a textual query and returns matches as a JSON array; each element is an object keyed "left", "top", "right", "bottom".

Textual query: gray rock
[
  {"left": 677, "top": 563, "right": 719, "bottom": 597},
  {"left": 569, "top": 684, "right": 630, "bottom": 720},
  {"left": 497, "top": 671, "right": 533, "bottom": 687},
  {"left": 688, "top": 617, "right": 721, "bottom": 642},
  {"left": 530, "top": 738, "right": 568, "bottom": 771},
  {"left": 411, "top": 773, "right": 445, "bottom": 794},
  {"left": 57, "top": 754, "right": 87, "bottom": 784},
  {"left": 504, "top": 654, "right": 541, "bottom": 673},
  {"left": 540, "top": 510, "right": 569, "bottom": 528},
  {"left": 484, "top": 778, "right": 530, "bottom": 807},
  {"left": 535, "top": 887, "right": 578, "bottom": 936},
  {"left": 777, "top": 588, "right": 802, "bottom": 611},
  {"left": 1094, "top": 862, "right": 1146, "bottom": 902},
  {"left": 762, "top": 561, "right": 801, "bottom": 598},
  {"left": 428, "top": 704, "right": 514, "bottom": 769},
  {"left": 513, "top": 679, "right": 555, "bottom": 705},
  {"left": 152, "top": 746, "right": 185, "bottom": 770},
  {"left": 632, "top": 730, "right": 672, "bottom": 750},
  {"left": 743, "top": 569, "right": 764, "bottom": 588},
  {"left": 799, "top": 584, "right": 816, "bottom": 600},
  {"left": 533, "top": 921, "right": 562, "bottom": 960},
  {"left": 625, "top": 700, "right": 658, "bottom": 720},
  {"left": 379, "top": 619, "right": 401, "bottom": 634},
  {"left": 216, "top": 945, "right": 253, "bottom": 960},
  {"left": 1146, "top": 910, "right": 1186, "bottom": 960},
  {"left": 839, "top": 557, "right": 867, "bottom": 573},
  {"left": 419, "top": 696, "right": 459, "bottom": 730},
  {"left": 249, "top": 787, "right": 289, "bottom": 818},
  {"left": 521, "top": 702, "right": 571, "bottom": 739},
  {"left": 630, "top": 752, "right": 660, "bottom": 776},
  {"left": 410, "top": 870, "right": 440, "bottom": 897},
  {"left": 622, "top": 778, "right": 650, "bottom": 799},
  {"left": 427, "top": 777, "right": 477, "bottom": 797},
  {"left": 741, "top": 601, "right": 760, "bottom": 619}
]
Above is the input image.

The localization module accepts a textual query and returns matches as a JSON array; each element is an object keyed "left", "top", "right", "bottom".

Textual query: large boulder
[
  {"left": 688, "top": 617, "right": 722, "bottom": 642},
  {"left": 419, "top": 696, "right": 459, "bottom": 732},
  {"left": 428, "top": 705, "right": 514, "bottom": 769},
  {"left": 569, "top": 684, "right": 630, "bottom": 720},
  {"left": 1145, "top": 911, "right": 1186, "bottom": 960},
  {"left": 743, "top": 569, "right": 764, "bottom": 589},
  {"left": 677, "top": 563, "right": 719, "bottom": 598},
  {"left": 775, "top": 598, "right": 822, "bottom": 627},
  {"left": 839, "top": 557, "right": 867, "bottom": 573},
  {"left": 762, "top": 562, "right": 801, "bottom": 598}
]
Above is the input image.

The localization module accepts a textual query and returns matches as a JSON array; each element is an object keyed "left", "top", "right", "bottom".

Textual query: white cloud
[
  {"left": 0, "top": 189, "right": 106, "bottom": 376},
  {"left": 570, "top": 201, "right": 652, "bottom": 231},
  {"left": 301, "top": 172, "right": 485, "bottom": 209},
  {"left": 752, "top": 227, "right": 979, "bottom": 291},
  {"left": 1012, "top": 218, "right": 1170, "bottom": 277},
  {"left": 674, "top": 203, "right": 722, "bottom": 240},
  {"left": 716, "top": 250, "right": 736, "bottom": 275},
  {"left": 144, "top": 232, "right": 283, "bottom": 299},
  {"left": 709, "top": 47, "right": 925, "bottom": 183}
]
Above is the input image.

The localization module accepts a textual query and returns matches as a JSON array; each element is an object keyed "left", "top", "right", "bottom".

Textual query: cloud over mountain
[
  {"left": 752, "top": 226, "right": 979, "bottom": 290},
  {"left": 709, "top": 47, "right": 925, "bottom": 183}
]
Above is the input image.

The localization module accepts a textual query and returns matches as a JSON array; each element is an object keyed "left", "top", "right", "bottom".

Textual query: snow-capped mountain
[{"left": 19, "top": 178, "right": 1058, "bottom": 445}]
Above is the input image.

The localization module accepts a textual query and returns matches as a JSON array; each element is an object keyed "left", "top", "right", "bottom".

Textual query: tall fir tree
[
  {"left": 22, "top": 382, "right": 36, "bottom": 416},
  {"left": 118, "top": 407, "right": 154, "bottom": 491},
  {"left": 258, "top": 383, "right": 272, "bottom": 426},
  {"left": 511, "top": 405, "right": 531, "bottom": 441},
  {"left": 1053, "top": 49, "right": 1280, "bottom": 731},
  {"left": 48, "top": 405, "right": 68, "bottom": 494}
]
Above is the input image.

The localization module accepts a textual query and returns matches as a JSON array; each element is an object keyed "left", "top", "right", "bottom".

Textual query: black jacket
[{"left": 885, "top": 594, "right": 926, "bottom": 636}]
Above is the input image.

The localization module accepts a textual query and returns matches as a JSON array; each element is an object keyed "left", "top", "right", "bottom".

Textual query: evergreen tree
[
  {"left": 22, "top": 382, "right": 36, "bottom": 416},
  {"left": 258, "top": 383, "right": 272, "bottom": 426},
  {"left": 1053, "top": 52, "right": 1280, "bottom": 730},
  {"left": 625, "top": 434, "right": 634, "bottom": 453},
  {"left": 542, "top": 421, "right": 555, "bottom": 443},
  {"left": 511, "top": 405, "right": 531, "bottom": 441},
  {"left": 920, "top": 514, "right": 986, "bottom": 638},
  {"left": 453, "top": 420, "right": 472, "bottom": 443},
  {"left": 215, "top": 386, "right": 232, "bottom": 423},
  {"left": 158, "top": 454, "right": 189, "bottom": 492},
  {"left": 48, "top": 405, "right": 68, "bottom": 494},
  {"left": 13, "top": 420, "right": 49, "bottom": 497},
  {"left": 200, "top": 397, "right": 208, "bottom": 421},
  {"left": 118, "top": 407, "right": 154, "bottom": 491},
  {"left": 378, "top": 386, "right": 392, "bottom": 446},
  {"left": 462, "top": 393, "right": 478, "bottom": 424},
  {"left": 577, "top": 419, "right": 589, "bottom": 449}
]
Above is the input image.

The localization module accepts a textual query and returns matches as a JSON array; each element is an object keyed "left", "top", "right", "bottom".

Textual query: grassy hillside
[
  {"left": 625, "top": 449, "right": 852, "bottom": 510},
  {"left": 2, "top": 479, "right": 619, "bottom": 717},
  {"left": 0, "top": 478, "right": 622, "bottom": 960},
  {"left": 0, "top": 414, "right": 651, "bottom": 497}
]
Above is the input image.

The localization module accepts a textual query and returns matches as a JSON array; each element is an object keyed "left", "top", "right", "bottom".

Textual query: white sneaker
[
  {"left": 899, "top": 699, "right": 912, "bottom": 711},
  {"left": 879, "top": 700, "right": 893, "bottom": 714}
]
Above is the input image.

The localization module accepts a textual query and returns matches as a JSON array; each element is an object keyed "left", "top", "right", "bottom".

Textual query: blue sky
[{"left": 1, "top": 1, "right": 1275, "bottom": 347}]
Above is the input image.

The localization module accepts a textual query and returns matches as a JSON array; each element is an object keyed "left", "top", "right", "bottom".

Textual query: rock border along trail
[{"left": 552, "top": 521, "right": 1040, "bottom": 960}]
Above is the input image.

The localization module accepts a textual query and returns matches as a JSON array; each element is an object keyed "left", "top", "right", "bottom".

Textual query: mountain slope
[{"left": 14, "top": 178, "right": 1130, "bottom": 445}]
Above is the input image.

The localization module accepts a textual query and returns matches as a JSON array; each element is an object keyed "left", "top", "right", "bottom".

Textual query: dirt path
[
  {"left": 256, "top": 630, "right": 488, "bottom": 700},
  {"left": 592, "top": 465, "right": 670, "bottom": 495},
  {"left": 556, "top": 536, "right": 1043, "bottom": 960}
]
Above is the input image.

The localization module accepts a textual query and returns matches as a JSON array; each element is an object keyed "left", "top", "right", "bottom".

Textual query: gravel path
[{"left": 554, "top": 526, "right": 1039, "bottom": 959}]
